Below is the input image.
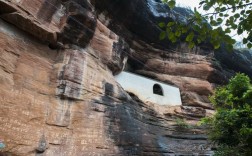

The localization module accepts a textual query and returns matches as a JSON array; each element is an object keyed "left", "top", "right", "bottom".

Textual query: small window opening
[{"left": 153, "top": 84, "right": 164, "bottom": 96}]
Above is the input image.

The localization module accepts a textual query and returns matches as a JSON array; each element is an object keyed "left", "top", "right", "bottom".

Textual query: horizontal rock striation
[
  {"left": 0, "top": 0, "right": 97, "bottom": 48},
  {"left": 0, "top": 19, "right": 213, "bottom": 155},
  {"left": 1, "top": 0, "right": 250, "bottom": 155}
]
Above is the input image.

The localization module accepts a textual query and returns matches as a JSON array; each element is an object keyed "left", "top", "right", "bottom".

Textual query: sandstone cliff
[{"left": 0, "top": 0, "right": 250, "bottom": 155}]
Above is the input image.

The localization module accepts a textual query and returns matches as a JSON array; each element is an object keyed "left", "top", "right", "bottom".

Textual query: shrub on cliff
[{"left": 202, "top": 73, "right": 252, "bottom": 155}]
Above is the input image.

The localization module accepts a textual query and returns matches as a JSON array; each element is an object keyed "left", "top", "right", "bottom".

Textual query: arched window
[{"left": 153, "top": 84, "right": 164, "bottom": 96}]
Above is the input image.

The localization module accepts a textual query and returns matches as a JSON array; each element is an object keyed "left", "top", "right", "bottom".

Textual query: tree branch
[{"left": 202, "top": 2, "right": 252, "bottom": 16}]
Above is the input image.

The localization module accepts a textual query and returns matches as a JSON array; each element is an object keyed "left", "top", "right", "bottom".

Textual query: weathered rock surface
[
  {"left": 0, "top": 0, "right": 96, "bottom": 48},
  {"left": 0, "top": 19, "right": 213, "bottom": 155},
  {"left": 215, "top": 49, "right": 252, "bottom": 78},
  {"left": 92, "top": 0, "right": 194, "bottom": 49},
  {"left": 0, "top": 0, "right": 250, "bottom": 155}
]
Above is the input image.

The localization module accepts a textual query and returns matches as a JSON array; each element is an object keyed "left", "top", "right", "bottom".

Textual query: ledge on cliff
[
  {"left": 93, "top": 0, "right": 252, "bottom": 80},
  {"left": 93, "top": 0, "right": 195, "bottom": 49},
  {"left": 1, "top": 0, "right": 251, "bottom": 155}
]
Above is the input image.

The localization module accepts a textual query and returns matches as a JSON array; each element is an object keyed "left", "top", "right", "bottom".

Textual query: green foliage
[
  {"left": 162, "top": 0, "right": 176, "bottom": 9},
  {"left": 201, "top": 0, "right": 252, "bottom": 49},
  {"left": 202, "top": 73, "right": 252, "bottom": 155},
  {"left": 175, "top": 118, "right": 190, "bottom": 129},
  {"left": 160, "top": 0, "right": 252, "bottom": 49},
  {"left": 213, "top": 145, "right": 243, "bottom": 156}
]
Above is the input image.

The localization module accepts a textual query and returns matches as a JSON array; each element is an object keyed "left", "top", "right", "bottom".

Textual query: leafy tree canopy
[
  {"left": 160, "top": 0, "right": 252, "bottom": 50},
  {"left": 202, "top": 73, "right": 252, "bottom": 155}
]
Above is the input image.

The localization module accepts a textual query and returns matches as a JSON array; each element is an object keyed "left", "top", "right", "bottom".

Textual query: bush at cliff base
[{"left": 201, "top": 73, "right": 252, "bottom": 156}]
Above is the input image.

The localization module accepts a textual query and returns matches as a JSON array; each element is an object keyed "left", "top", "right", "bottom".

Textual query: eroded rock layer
[{"left": 0, "top": 0, "right": 249, "bottom": 155}]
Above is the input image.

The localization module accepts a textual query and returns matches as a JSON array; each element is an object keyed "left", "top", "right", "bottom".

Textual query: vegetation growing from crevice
[{"left": 175, "top": 118, "right": 190, "bottom": 129}]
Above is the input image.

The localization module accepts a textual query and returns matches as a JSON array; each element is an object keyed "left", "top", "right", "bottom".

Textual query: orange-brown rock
[
  {"left": 0, "top": 0, "right": 235, "bottom": 155},
  {"left": 0, "top": 0, "right": 96, "bottom": 48},
  {"left": 137, "top": 70, "right": 214, "bottom": 95},
  {"left": 90, "top": 21, "right": 129, "bottom": 74},
  {"left": 0, "top": 19, "right": 127, "bottom": 156},
  {"left": 0, "top": 18, "right": 213, "bottom": 156},
  {"left": 124, "top": 42, "right": 228, "bottom": 113}
]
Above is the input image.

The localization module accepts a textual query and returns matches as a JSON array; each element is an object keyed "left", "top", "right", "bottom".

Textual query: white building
[{"left": 115, "top": 71, "right": 182, "bottom": 106}]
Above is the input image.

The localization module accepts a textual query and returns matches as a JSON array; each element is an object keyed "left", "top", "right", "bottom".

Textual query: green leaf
[
  {"left": 231, "top": 24, "right": 237, "bottom": 29},
  {"left": 248, "top": 43, "right": 252, "bottom": 49},
  {"left": 168, "top": 0, "right": 176, "bottom": 9},
  {"left": 171, "top": 37, "right": 177, "bottom": 43},
  {"left": 211, "top": 30, "right": 218, "bottom": 38},
  {"left": 203, "top": 4, "right": 210, "bottom": 10},
  {"left": 167, "top": 22, "right": 175, "bottom": 27},
  {"left": 210, "top": 20, "right": 218, "bottom": 26},
  {"left": 175, "top": 30, "right": 181, "bottom": 37},
  {"left": 166, "top": 27, "right": 171, "bottom": 33},
  {"left": 182, "top": 27, "right": 188, "bottom": 33},
  {"left": 158, "top": 22, "right": 166, "bottom": 28},
  {"left": 159, "top": 31, "right": 166, "bottom": 40},
  {"left": 197, "top": 38, "right": 202, "bottom": 44},
  {"left": 234, "top": 13, "right": 240, "bottom": 18},
  {"left": 237, "top": 28, "right": 243, "bottom": 35},
  {"left": 213, "top": 42, "right": 221, "bottom": 49},
  {"left": 188, "top": 42, "right": 195, "bottom": 49},
  {"left": 220, "top": 7, "right": 226, "bottom": 12},
  {"left": 168, "top": 32, "right": 175, "bottom": 40},
  {"left": 225, "top": 28, "right": 231, "bottom": 33},
  {"left": 217, "top": 18, "right": 223, "bottom": 22},
  {"left": 193, "top": 25, "right": 200, "bottom": 32},
  {"left": 186, "top": 32, "right": 194, "bottom": 42},
  {"left": 199, "top": 1, "right": 205, "bottom": 6},
  {"left": 194, "top": 8, "right": 201, "bottom": 19},
  {"left": 243, "top": 38, "right": 248, "bottom": 44},
  {"left": 230, "top": 39, "right": 236, "bottom": 45}
]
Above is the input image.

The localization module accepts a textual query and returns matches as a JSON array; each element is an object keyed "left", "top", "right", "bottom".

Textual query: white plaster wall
[{"left": 115, "top": 71, "right": 182, "bottom": 106}]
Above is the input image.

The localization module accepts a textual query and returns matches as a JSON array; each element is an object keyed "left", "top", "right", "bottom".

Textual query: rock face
[
  {"left": 93, "top": 0, "right": 192, "bottom": 48},
  {"left": 215, "top": 48, "right": 252, "bottom": 78},
  {"left": 0, "top": 0, "right": 249, "bottom": 155}
]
